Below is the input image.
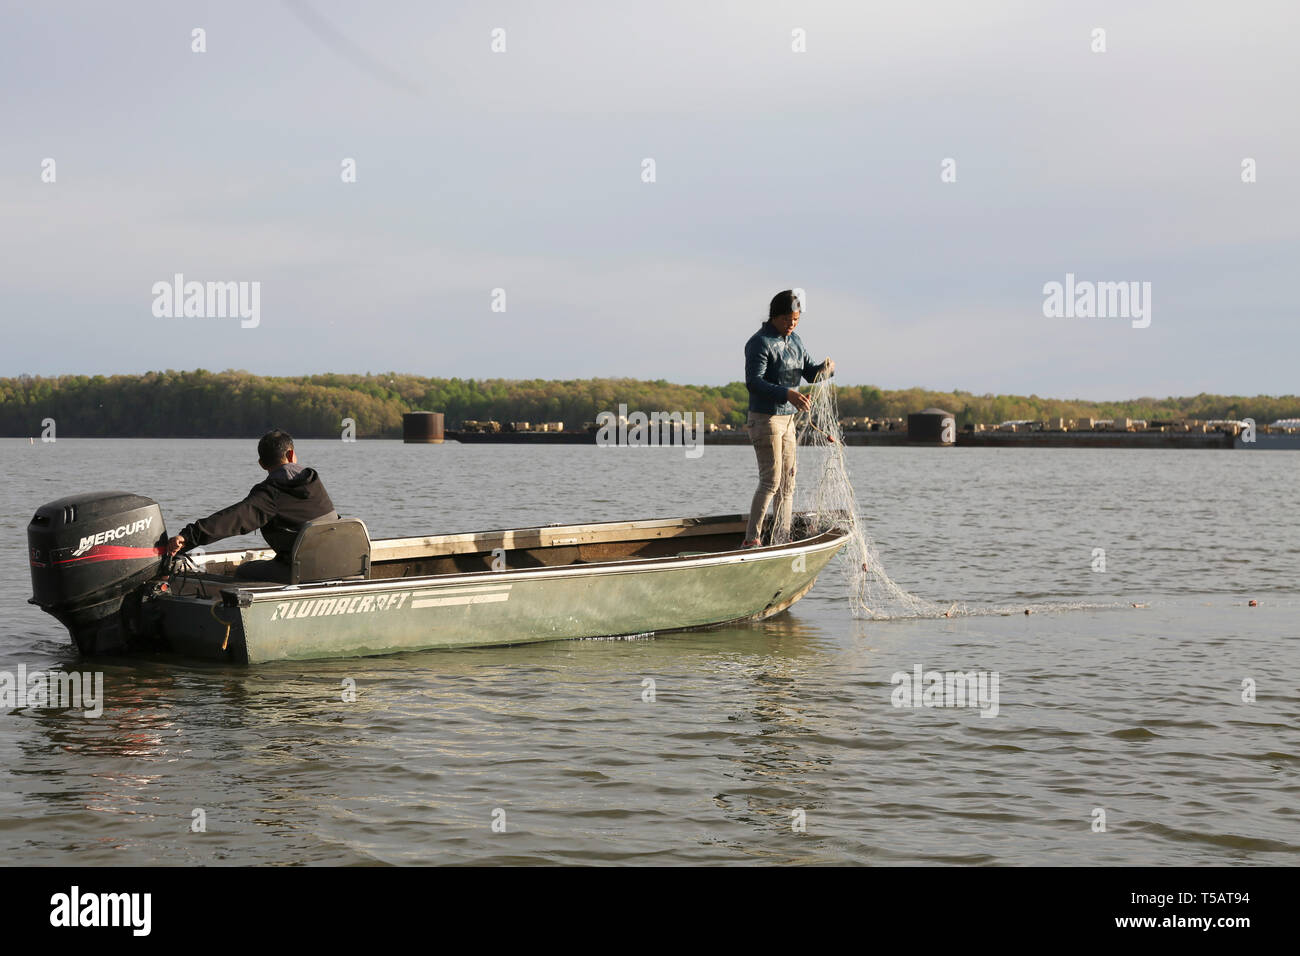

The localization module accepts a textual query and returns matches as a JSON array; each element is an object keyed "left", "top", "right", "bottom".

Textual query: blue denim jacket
[{"left": 744, "top": 322, "right": 827, "bottom": 414}]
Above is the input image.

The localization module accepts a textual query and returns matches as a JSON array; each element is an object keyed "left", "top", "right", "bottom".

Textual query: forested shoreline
[{"left": 1, "top": 370, "right": 1296, "bottom": 438}]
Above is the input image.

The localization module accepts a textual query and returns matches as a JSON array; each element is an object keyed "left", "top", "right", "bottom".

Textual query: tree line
[{"left": 1, "top": 370, "right": 1296, "bottom": 437}]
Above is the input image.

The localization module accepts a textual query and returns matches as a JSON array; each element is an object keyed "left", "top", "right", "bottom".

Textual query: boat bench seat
[{"left": 289, "top": 516, "right": 372, "bottom": 584}]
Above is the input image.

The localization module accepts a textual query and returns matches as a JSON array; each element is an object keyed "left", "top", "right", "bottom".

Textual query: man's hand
[
  {"left": 166, "top": 534, "right": 186, "bottom": 556},
  {"left": 787, "top": 388, "right": 812, "bottom": 412},
  {"left": 822, "top": 357, "right": 835, "bottom": 376}
]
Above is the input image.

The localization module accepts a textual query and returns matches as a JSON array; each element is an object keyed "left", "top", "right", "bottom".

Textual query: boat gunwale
[
  {"left": 371, "top": 512, "right": 748, "bottom": 556},
  {"left": 197, "top": 525, "right": 851, "bottom": 605},
  {"left": 183, "top": 512, "right": 754, "bottom": 570}
]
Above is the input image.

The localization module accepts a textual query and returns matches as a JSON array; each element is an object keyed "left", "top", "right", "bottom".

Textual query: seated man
[{"left": 165, "top": 429, "right": 338, "bottom": 583}]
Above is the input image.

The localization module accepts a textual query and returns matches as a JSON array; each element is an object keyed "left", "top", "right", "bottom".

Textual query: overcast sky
[{"left": 2, "top": 0, "right": 1296, "bottom": 399}]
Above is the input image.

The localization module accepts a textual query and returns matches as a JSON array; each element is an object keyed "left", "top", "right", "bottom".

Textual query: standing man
[
  {"left": 165, "top": 429, "right": 338, "bottom": 582},
  {"left": 742, "top": 290, "right": 834, "bottom": 547}
]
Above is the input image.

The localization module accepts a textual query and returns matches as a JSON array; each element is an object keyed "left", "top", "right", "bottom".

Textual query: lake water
[{"left": 1, "top": 439, "right": 1296, "bottom": 865}]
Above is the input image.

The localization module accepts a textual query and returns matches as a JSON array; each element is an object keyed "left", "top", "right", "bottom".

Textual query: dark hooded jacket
[{"left": 179, "top": 463, "right": 337, "bottom": 560}]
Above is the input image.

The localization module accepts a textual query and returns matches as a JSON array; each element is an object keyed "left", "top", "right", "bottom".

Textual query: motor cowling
[{"left": 28, "top": 492, "right": 167, "bottom": 654}]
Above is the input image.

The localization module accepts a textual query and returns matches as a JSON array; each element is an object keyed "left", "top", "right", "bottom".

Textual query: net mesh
[
  {"left": 790, "top": 376, "right": 946, "bottom": 619},
  {"left": 776, "top": 376, "right": 1127, "bottom": 621}
]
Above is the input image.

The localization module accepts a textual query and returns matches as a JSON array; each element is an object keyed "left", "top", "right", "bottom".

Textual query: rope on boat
[{"left": 209, "top": 602, "right": 233, "bottom": 652}]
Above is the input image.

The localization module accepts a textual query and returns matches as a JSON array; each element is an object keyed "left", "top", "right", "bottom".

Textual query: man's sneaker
[{"left": 741, "top": 538, "right": 763, "bottom": 549}]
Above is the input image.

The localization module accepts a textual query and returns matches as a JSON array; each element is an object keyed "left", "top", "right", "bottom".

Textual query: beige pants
[{"left": 746, "top": 412, "right": 796, "bottom": 542}]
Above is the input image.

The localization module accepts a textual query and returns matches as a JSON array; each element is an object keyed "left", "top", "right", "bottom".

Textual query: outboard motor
[{"left": 28, "top": 492, "right": 167, "bottom": 655}]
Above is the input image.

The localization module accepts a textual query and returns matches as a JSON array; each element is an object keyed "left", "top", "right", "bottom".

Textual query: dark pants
[{"left": 235, "top": 556, "right": 292, "bottom": 583}]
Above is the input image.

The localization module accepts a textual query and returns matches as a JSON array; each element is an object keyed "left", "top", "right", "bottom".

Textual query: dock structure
[
  {"left": 907, "top": 408, "right": 956, "bottom": 446},
  {"left": 402, "top": 411, "right": 444, "bottom": 444},
  {"left": 441, "top": 412, "right": 1291, "bottom": 449}
]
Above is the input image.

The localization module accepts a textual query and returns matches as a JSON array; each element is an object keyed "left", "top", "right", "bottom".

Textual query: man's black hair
[
  {"left": 769, "top": 289, "right": 802, "bottom": 319},
  {"left": 258, "top": 429, "right": 294, "bottom": 468}
]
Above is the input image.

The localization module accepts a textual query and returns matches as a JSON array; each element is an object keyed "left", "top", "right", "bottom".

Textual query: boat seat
[{"left": 288, "top": 516, "right": 372, "bottom": 584}]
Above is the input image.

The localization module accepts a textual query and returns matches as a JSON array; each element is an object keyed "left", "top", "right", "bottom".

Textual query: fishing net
[
  {"left": 790, "top": 375, "right": 946, "bottom": 619},
  {"left": 770, "top": 375, "right": 1128, "bottom": 621}
]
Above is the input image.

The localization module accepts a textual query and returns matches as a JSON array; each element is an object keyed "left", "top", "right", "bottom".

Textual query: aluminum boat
[{"left": 28, "top": 492, "right": 850, "bottom": 663}]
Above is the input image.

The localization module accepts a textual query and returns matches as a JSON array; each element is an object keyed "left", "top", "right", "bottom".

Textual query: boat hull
[{"left": 153, "top": 524, "right": 847, "bottom": 663}]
